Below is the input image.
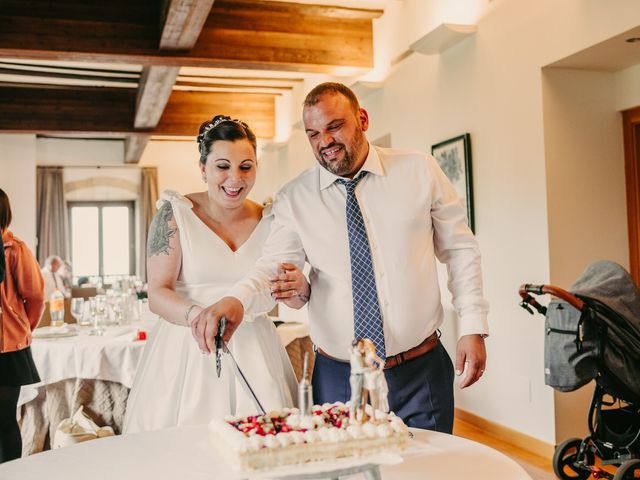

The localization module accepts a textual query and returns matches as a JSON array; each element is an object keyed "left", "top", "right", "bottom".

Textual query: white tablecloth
[
  {"left": 0, "top": 426, "right": 533, "bottom": 480},
  {"left": 19, "top": 311, "right": 159, "bottom": 407}
]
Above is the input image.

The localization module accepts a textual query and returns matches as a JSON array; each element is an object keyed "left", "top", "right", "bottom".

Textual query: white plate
[{"left": 33, "top": 327, "right": 79, "bottom": 339}]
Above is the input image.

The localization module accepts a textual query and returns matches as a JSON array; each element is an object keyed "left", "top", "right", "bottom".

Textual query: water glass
[{"left": 88, "top": 296, "right": 106, "bottom": 336}]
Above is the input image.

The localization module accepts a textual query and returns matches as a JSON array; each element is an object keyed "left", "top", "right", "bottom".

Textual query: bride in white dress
[{"left": 124, "top": 116, "right": 308, "bottom": 433}]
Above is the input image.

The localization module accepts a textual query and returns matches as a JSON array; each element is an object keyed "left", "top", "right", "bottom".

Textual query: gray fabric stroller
[{"left": 519, "top": 261, "right": 640, "bottom": 480}]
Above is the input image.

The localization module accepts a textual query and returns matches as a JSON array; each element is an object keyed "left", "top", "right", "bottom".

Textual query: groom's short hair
[{"left": 303, "top": 82, "right": 360, "bottom": 114}]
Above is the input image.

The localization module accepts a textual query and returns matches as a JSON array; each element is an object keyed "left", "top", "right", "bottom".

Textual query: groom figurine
[{"left": 192, "top": 82, "right": 489, "bottom": 433}]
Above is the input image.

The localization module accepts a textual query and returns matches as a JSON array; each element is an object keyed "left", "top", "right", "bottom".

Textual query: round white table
[
  {"left": 0, "top": 426, "right": 533, "bottom": 480},
  {"left": 17, "top": 311, "right": 160, "bottom": 455}
]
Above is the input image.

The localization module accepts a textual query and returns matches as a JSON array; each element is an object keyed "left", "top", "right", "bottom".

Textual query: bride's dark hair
[{"left": 196, "top": 115, "right": 257, "bottom": 165}]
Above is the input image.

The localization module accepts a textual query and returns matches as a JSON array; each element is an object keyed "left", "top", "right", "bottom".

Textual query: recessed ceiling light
[{"left": 626, "top": 37, "right": 640, "bottom": 43}]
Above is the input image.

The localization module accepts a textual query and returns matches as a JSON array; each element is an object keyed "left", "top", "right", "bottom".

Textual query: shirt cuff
[{"left": 457, "top": 313, "right": 489, "bottom": 338}]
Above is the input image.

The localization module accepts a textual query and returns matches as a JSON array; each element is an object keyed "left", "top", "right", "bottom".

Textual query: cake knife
[{"left": 215, "top": 317, "right": 267, "bottom": 416}]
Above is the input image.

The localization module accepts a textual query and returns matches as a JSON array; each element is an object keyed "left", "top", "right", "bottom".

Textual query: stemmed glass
[{"left": 88, "top": 296, "right": 106, "bottom": 336}]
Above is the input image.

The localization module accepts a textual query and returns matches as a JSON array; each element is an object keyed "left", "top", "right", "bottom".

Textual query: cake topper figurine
[
  {"left": 349, "top": 338, "right": 389, "bottom": 423},
  {"left": 362, "top": 339, "right": 389, "bottom": 421}
]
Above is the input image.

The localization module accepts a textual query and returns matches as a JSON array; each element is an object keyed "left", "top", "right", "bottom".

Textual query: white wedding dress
[{"left": 123, "top": 191, "right": 297, "bottom": 433}]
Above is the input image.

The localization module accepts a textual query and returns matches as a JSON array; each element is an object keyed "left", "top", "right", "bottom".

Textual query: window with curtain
[{"left": 68, "top": 201, "right": 135, "bottom": 283}]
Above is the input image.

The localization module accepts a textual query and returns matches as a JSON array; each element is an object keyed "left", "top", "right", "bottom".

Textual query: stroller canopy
[{"left": 571, "top": 260, "right": 640, "bottom": 402}]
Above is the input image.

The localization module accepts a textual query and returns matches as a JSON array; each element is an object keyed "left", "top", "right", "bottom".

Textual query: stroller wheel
[
  {"left": 613, "top": 459, "right": 640, "bottom": 479},
  {"left": 552, "top": 438, "right": 592, "bottom": 480}
]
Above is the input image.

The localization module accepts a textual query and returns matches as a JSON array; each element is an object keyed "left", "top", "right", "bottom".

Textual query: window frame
[{"left": 68, "top": 200, "right": 136, "bottom": 279}]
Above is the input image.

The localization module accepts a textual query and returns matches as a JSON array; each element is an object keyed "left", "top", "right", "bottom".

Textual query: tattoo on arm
[{"left": 147, "top": 202, "right": 177, "bottom": 257}]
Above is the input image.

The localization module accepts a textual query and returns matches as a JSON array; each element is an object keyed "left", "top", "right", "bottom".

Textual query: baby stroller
[{"left": 519, "top": 260, "right": 640, "bottom": 480}]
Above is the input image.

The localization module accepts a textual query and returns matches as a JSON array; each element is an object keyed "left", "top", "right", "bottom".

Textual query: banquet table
[
  {"left": 0, "top": 425, "right": 533, "bottom": 480},
  {"left": 18, "top": 310, "right": 159, "bottom": 455}
]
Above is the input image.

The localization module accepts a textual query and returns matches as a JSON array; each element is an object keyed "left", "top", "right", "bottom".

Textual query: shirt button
[
  {"left": 384, "top": 300, "right": 389, "bottom": 307},
  {"left": 17, "top": 343, "right": 23, "bottom": 348},
  {"left": 380, "top": 271, "right": 385, "bottom": 277}
]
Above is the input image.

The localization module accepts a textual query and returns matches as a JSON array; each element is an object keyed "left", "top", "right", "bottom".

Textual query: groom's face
[{"left": 303, "top": 92, "right": 369, "bottom": 179}]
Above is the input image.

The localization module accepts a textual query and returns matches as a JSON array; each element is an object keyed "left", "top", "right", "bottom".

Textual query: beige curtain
[
  {"left": 138, "top": 167, "right": 159, "bottom": 281},
  {"left": 36, "top": 167, "right": 68, "bottom": 265}
]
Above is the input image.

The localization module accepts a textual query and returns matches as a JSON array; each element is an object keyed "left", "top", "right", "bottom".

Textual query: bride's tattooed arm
[{"left": 147, "top": 202, "right": 177, "bottom": 257}]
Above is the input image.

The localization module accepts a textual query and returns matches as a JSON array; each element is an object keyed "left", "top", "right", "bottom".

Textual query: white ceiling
[{"left": 548, "top": 25, "right": 640, "bottom": 72}]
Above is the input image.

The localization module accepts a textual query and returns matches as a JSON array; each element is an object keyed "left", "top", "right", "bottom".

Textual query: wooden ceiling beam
[
  {"left": 126, "top": 0, "right": 214, "bottom": 162},
  {"left": 0, "top": 0, "right": 380, "bottom": 73},
  {"left": 125, "top": 2, "right": 210, "bottom": 162},
  {"left": 160, "top": 0, "right": 216, "bottom": 50},
  {"left": 134, "top": 66, "right": 179, "bottom": 129},
  {"left": 125, "top": 135, "right": 151, "bottom": 164},
  {"left": 0, "top": 85, "right": 275, "bottom": 139}
]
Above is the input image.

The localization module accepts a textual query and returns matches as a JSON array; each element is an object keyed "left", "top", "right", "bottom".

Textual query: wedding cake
[{"left": 209, "top": 402, "right": 409, "bottom": 471}]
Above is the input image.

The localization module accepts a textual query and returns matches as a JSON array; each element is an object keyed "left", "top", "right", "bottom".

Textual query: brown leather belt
[{"left": 317, "top": 331, "right": 440, "bottom": 370}]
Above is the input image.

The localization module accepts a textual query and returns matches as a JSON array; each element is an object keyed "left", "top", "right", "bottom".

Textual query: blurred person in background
[
  {"left": 0, "top": 188, "right": 45, "bottom": 463},
  {"left": 41, "top": 255, "right": 67, "bottom": 299},
  {"left": 59, "top": 260, "right": 73, "bottom": 292}
]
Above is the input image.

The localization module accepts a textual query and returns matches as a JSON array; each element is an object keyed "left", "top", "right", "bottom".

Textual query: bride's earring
[{"left": 202, "top": 175, "right": 207, "bottom": 183}]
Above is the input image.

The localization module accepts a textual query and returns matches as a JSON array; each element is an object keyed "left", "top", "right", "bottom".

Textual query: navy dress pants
[{"left": 312, "top": 342, "right": 455, "bottom": 433}]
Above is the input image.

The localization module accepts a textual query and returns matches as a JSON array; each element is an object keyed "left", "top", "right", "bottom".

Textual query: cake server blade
[{"left": 222, "top": 339, "right": 267, "bottom": 416}]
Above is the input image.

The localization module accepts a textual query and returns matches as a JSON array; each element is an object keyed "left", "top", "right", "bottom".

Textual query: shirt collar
[{"left": 318, "top": 143, "right": 385, "bottom": 191}]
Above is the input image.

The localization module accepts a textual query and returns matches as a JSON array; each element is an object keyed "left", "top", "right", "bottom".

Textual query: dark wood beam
[
  {"left": 128, "top": 0, "right": 214, "bottom": 161},
  {"left": 125, "top": 135, "right": 150, "bottom": 164},
  {"left": 0, "top": 0, "right": 381, "bottom": 73},
  {"left": 0, "top": 85, "right": 275, "bottom": 138},
  {"left": 160, "top": 0, "right": 216, "bottom": 49},
  {"left": 0, "top": 84, "right": 138, "bottom": 135},
  {"left": 134, "top": 66, "right": 179, "bottom": 129}
]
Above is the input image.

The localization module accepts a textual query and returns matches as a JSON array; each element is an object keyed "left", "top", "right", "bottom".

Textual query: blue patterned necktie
[{"left": 336, "top": 171, "right": 386, "bottom": 359}]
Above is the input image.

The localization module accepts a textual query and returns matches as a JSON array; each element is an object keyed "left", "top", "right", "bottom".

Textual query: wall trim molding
[{"left": 455, "top": 408, "right": 554, "bottom": 458}]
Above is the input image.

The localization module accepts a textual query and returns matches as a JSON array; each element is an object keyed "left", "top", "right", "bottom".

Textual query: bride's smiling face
[{"left": 202, "top": 139, "right": 257, "bottom": 208}]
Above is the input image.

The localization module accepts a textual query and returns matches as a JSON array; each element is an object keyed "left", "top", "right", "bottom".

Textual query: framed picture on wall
[{"left": 431, "top": 133, "right": 474, "bottom": 232}]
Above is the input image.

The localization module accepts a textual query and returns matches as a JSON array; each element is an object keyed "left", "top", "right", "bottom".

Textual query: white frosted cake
[{"left": 209, "top": 402, "right": 409, "bottom": 471}]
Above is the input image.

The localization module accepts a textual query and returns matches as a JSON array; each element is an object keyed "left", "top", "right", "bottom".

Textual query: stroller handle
[{"left": 519, "top": 284, "right": 585, "bottom": 312}]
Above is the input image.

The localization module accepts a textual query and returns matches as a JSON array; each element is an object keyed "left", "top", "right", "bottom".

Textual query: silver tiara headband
[{"left": 197, "top": 117, "right": 246, "bottom": 144}]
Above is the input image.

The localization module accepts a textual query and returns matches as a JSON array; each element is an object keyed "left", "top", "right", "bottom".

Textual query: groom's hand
[{"left": 190, "top": 296, "right": 244, "bottom": 354}]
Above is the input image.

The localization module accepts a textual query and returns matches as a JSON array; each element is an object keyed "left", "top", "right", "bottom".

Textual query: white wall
[
  {"left": 139, "top": 141, "right": 202, "bottom": 197},
  {"left": 616, "top": 64, "right": 640, "bottom": 112},
  {"left": 542, "top": 68, "right": 631, "bottom": 442},
  {"left": 0, "top": 134, "right": 37, "bottom": 251},
  {"left": 37, "top": 138, "right": 124, "bottom": 166}
]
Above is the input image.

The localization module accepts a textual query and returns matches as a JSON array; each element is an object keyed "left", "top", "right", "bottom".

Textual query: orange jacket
[{"left": 1, "top": 230, "right": 45, "bottom": 353}]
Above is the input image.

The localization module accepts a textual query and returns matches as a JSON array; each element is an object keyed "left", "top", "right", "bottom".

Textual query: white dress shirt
[{"left": 229, "top": 145, "right": 489, "bottom": 359}]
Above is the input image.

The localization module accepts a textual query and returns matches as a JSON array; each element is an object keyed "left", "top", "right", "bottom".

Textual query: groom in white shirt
[{"left": 192, "top": 82, "right": 489, "bottom": 433}]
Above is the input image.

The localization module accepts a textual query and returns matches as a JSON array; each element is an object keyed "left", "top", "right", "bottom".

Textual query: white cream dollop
[
  {"left": 361, "top": 422, "right": 377, "bottom": 437},
  {"left": 247, "top": 435, "right": 265, "bottom": 451},
  {"left": 299, "top": 416, "right": 315, "bottom": 430},
  {"left": 303, "top": 430, "right": 320, "bottom": 443},
  {"left": 276, "top": 432, "right": 294, "bottom": 447},
  {"left": 263, "top": 435, "right": 279, "bottom": 449},
  {"left": 289, "top": 431, "right": 305, "bottom": 444},
  {"left": 286, "top": 414, "right": 301, "bottom": 429},
  {"left": 376, "top": 423, "right": 392, "bottom": 437},
  {"left": 346, "top": 424, "right": 364, "bottom": 439}
]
